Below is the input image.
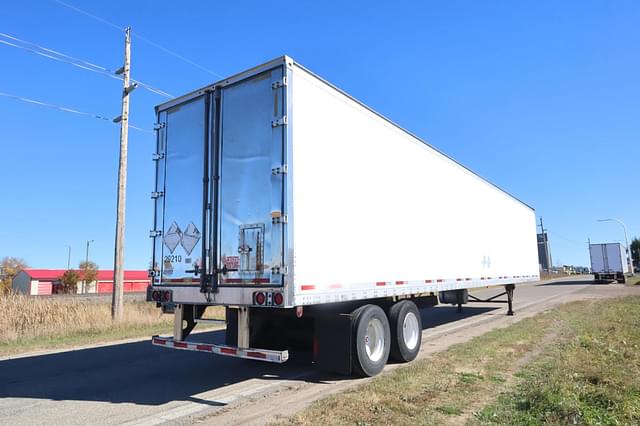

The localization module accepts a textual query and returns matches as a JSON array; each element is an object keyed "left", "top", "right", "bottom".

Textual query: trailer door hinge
[
  {"left": 152, "top": 153, "right": 165, "bottom": 161},
  {"left": 271, "top": 76, "right": 287, "bottom": 89},
  {"left": 271, "top": 265, "right": 288, "bottom": 275},
  {"left": 272, "top": 215, "right": 288, "bottom": 224},
  {"left": 153, "top": 122, "right": 166, "bottom": 131},
  {"left": 151, "top": 191, "right": 164, "bottom": 199},
  {"left": 271, "top": 116, "right": 288, "bottom": 127},
  {"left": 271, "top": 164, "right": 288, "bottom": 175},
  {"left": 149, "top": 230, "right": 162, "bottom": 237}
]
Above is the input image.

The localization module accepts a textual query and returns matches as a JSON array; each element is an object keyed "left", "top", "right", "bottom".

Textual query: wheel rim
[
  {"left": 364, "top": 317, "right": 385, "bottom": 362},
  {"left": 402, "top": 312, "right": 420, "bottom": 350}
]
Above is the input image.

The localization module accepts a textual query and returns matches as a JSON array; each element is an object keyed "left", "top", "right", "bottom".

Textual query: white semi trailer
[
  {"left": 589, "top": 242, "right": 628, "bottom": 283},
  {"left": 148, "top": 56, "right": 539, "bottom": 376}
]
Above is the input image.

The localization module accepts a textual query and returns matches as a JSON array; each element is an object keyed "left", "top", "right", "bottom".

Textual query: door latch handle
[{"left": 186, "top": 264, "right": 200, "bottom": 276}]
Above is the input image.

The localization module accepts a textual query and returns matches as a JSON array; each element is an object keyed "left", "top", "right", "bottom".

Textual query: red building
[{"left": 12, "top": 269, "right": 150, "bottom": 295}]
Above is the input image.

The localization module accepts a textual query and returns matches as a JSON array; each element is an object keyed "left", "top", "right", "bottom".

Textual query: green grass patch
[
  {"left": 471, "top": 297, "right": 640, "bottom": 425},
  {"left": 280, "top": 297, "right": 640, "bottom": 425},
  {"left": 0, "top": 323, "right": 173, "bottom": 357},
  {"left": 625, "top": 275, "right": 640, "bottom": 286}
]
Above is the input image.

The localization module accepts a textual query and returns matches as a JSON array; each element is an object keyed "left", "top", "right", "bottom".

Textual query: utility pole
[
  {"left": 67, "top": 246, "right": 71, "bottom": 270},
  {"left": 112, "top": 27, "right": 135, "bottom": 321},
  {"left": 538, "top": 217, "right": 552, "bottom": 272}
]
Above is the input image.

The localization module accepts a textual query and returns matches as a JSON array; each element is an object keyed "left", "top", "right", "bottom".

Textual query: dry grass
[
  {"left": 0, "top": 293, "right": 170, "bottom": 343},
  {"left": 0, "top": 293, "right": 224, "bottom": 356}
]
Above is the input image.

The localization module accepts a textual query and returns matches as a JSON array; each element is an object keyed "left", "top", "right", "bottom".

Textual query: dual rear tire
[{"left": 351, "top": 300, "right": 422, "bottom": 377}]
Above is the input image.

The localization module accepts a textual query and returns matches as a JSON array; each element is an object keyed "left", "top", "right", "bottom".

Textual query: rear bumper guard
[{"left": 151, "top": 335, "right": 289, "bottom": 363}]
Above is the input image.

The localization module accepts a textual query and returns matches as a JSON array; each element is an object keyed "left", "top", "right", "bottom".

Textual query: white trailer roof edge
[{"left": 155, "top": 55, "right": 534, "bottom": 211}]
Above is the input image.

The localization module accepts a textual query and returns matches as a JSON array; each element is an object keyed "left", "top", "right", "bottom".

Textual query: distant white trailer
[
  {"left": 589, "top": 242, "right": 628, "bottom": 283},
  {"left": 147, "top": 56, "right": 540, "bottom": 376}
]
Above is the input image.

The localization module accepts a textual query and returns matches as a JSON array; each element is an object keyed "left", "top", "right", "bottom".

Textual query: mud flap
[{"left": 315, "top": 313, "right": 352, "bottom": 375}]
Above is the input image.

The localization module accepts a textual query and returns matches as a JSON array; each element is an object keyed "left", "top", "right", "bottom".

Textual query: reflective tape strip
[
  {"left": 224, "top": 278, "right": 270, "bottom": 284},
  {"left": 151, "top": 336, "right": 288, "bottom": 363},
  {"left": 301, "top": 285, "right": 315, "bottom": 291}
]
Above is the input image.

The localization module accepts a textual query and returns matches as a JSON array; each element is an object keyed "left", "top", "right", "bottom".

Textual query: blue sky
[{"left": 0, "top": 0, "right": 638, "bottom": 270}]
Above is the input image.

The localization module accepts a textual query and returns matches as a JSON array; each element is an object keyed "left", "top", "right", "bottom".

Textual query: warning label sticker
[
  {"left": 164, "top": 222, "right": 182, "bottom": 253},
  {"left": 224, "top": 256, "right": 239, "bottom": 270},
  {"left": 163, "top": 221, "right": 201, "bottom": 255},
  {"left": 181, "top": 222, "right": 201, "bottom": 255}
]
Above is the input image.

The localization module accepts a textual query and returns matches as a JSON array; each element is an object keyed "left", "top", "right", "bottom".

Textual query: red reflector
[
  {"left": 456, "top": 278, "right": 462, "bottom": 282},
  {"left": 425, "top": 279, "right": 433, "bottom": 283},
  {"left": 154, "top": 338, "right": 166, "bottom": 345},
  {"left": 376, "top": 282, "right": 386, "bottom": 286},
  {"left": 221, "top": 347, "right": 237, "bottom": 355},
  {"left": 465, "top": 278, "right": 472, "bottom": 281},
  {"left": 196, "top": 344, "right": 212, "bottom": 351},
  {"left": 273, "top": 292, "right": 284, "bottom": 305},
  {"left": 174, "top": 342, "right": 188, "bottom": 348},
  {"left": 395, "top": 281, "right": 405, "bottom": 285},
  {"left": 254, "top": 292, "right": 266, "bottom": 305},
  {"left": 246, "top": 351, "right": 267, "bottom": 359},
  {"left": 329, "top": 283, "right": 342, "bottom": 289},
  {"left": 301, "top": 285, "right": 315, "bottom": 291},
  {"left": 437, "top": 279, "right": 444, "bottom": 282}
]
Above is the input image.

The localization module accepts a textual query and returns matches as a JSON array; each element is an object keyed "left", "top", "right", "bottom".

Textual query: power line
[
  {"left": 54, "top": 0, "right": 223, "bottom": 78},
  {"left": 0, "top": 32, "right": 173, "bottom": 98},
  {"left": 55, "top": 0, "right": 123, "bottom": 31},
  {"left": 0, "top": 91, "right": 152, "bottom": 133}
]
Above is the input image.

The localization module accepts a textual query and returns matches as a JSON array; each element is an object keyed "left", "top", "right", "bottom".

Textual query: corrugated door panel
[{"left": 38, "top": 281, "right": 52, "bottom": 295}]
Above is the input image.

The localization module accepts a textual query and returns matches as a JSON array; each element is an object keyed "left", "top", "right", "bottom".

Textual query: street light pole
[
  {"left": 597, "top": 218, "right": 634, "bottom": 276},
  {"left": 84, "top": 239, "right": 94, "bottom": 293},
  {"left": 86, "top": 240, "right": 94, "bottom": 265}
]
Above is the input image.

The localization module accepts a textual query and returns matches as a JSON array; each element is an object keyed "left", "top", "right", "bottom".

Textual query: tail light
[
  {"left": 151, "top": 290, "right": 161, "bottom": 301},
  {"left": 254, "top": 292, "right": 266, "bottom": 305},
  {"left": 273, "top": 292, "right": 283, "bottom": 306},
  {"left": 252, "top": 291, "right": 283, "bottom": 306},
  {"left": 162, "top": 290, "right": 172, "bottom": 302}
]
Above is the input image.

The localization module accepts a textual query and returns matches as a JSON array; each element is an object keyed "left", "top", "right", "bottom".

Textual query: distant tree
[
  {"left": 60, "top": 270, "right": 80, "bottom": 294},
  {"left": 0, "top": 257, "right": 28, "bottom": 294},
  {"left": 79, "top": 260, "right": 98, "bottom": 293},
  {"left": 631, "top": 237, "right": 640, "bottom": 269}
]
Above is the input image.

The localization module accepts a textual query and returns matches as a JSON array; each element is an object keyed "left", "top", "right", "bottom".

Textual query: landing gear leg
[{"left": 505, "top": 284, "right": 515, "bottom": 316}]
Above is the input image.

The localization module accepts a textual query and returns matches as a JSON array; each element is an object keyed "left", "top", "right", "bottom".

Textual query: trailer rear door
[
  {"left": 152, "top": 96, "right": 207, "bottom": 284},
  {"left": 216, "top": 68, "right": 286, "bottom": 285},
  {"left": 605, "top": 243, "right": 623, "bottom": 272}
]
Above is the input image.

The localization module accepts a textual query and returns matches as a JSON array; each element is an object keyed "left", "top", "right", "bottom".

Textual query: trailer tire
[
  {"left": 352, "top": 304, "right": 390, "bottom": 377},
  {"left": 389, "top": 300, "right": 422, "bottom": 362}
]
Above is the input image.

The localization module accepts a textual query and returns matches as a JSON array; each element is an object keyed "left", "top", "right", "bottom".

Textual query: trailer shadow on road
[{"left": 0, "top": 305, "right": 498, "bottom": 407}]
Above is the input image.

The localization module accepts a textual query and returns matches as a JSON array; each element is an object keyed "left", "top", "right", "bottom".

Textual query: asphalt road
[{"left": 0, "top": 277, "right": 635, "bottom": 425}]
